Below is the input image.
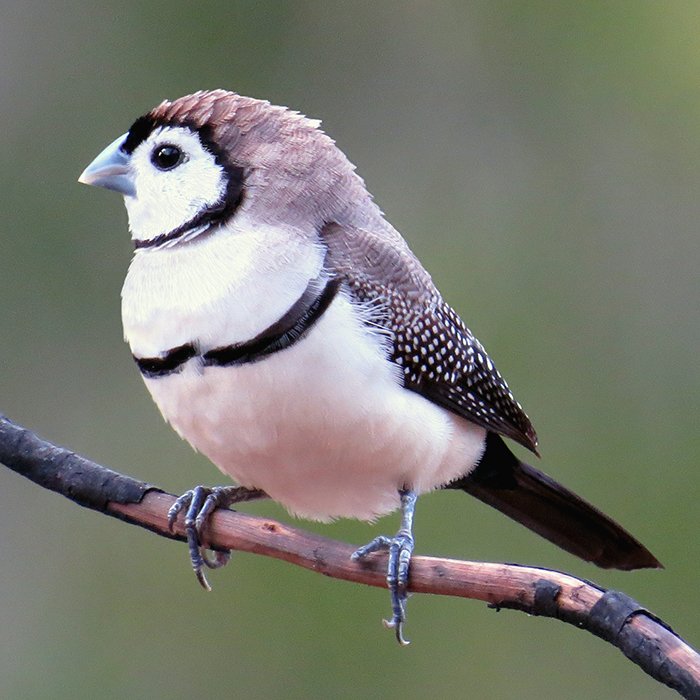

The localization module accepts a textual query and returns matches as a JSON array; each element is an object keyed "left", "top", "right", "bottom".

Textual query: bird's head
[{"left": 80, "top": 90, "right": 365, "bottom": 249}]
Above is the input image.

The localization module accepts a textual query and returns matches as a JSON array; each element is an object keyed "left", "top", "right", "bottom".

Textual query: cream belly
[
  {"left": 121, "top": 224, "right": 486, "bottom": 521},
  {"left": 140, "top": 293, "right": 486, "bottom": 522}
]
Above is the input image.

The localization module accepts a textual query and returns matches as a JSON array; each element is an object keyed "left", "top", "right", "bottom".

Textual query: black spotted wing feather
[
  {"left": 398, "top": 302, "right": 539, "bottom": 453},
  {"left": 322, "top": 221, "right": 539, "bottom": 454}
]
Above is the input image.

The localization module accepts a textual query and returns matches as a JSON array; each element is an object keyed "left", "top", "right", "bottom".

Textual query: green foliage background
[{"left": 1, "top": 3, "right": 698, "bottom": 698}]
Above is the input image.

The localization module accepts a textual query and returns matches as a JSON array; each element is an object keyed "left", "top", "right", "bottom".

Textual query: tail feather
[{"left": 446, "top": 433, "right": 662, "bottom": 570}]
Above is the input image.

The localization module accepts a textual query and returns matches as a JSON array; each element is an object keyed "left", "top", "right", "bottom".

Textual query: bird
[{"left": 79, "top": 89, "right": 661, "bottom": 644}]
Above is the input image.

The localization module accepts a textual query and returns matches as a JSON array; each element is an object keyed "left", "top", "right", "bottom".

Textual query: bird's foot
[
  {"left": 351, "top": 489, "right": 417, "bottom": 645},
  {"left": 167, "top": 485, "right": 267, "bottom": 590}
]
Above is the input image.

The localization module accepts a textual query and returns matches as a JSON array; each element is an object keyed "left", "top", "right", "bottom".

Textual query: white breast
[
  {"left": 121, "top": 221, "right": 486, "bottom": 521},
  {"left": 122, "top": 218, "right": 324, "bottom": 356}
]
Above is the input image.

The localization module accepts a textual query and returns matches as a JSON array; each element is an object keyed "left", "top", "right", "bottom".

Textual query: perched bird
[{"left": 79, "top": 90, "right": 660, "bottom": 643}]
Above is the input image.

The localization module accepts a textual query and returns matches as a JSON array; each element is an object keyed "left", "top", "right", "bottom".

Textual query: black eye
[{"left": 150, "top": 144, "right": 184, "bottom": 171}]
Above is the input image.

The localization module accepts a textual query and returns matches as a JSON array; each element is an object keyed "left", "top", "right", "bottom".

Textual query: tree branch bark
[{"left": 1, "top": 414, "right": 698, "bottom": 699}]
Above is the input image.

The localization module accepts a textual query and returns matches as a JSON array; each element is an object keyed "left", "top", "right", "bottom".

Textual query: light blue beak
[{"left": 79, "top": 133, "right": 136, "bottom": 197}]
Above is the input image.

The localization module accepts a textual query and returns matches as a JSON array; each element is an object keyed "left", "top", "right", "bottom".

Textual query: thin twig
[{"left": 0, "top": 414, "right": 698, "bottom": 699}]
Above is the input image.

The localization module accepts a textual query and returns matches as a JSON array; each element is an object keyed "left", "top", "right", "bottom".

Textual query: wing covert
[
  {"left": 321, "top": 220, "right": 539, "bottom": 454},
  {"left": 394, "top": 300, "right": 539, "bottom": 453}
]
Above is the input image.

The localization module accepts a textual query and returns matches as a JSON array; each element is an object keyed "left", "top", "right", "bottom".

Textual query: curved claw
[
  {"left": 185, "top": 486, "right": 217, "bottom": 590},
  {"left": 167, "top": 489, "right": 194, "bottom": 532},
  {"left": 352, "top": 489, "right": 417, "bottom": 645},
  {"left": 202, "top": 549, "right": 231, "bottom": 570},
  {"left": 383, "top": 613, "right": 410, "bottom": 646},
  {"left": 166, "top": 485, "right": 268, "bottom": 590}
]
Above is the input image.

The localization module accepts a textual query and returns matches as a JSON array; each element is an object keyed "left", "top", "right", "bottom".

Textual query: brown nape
[{"left": 445, "top": 432, "right": 662, "bottom": 570}]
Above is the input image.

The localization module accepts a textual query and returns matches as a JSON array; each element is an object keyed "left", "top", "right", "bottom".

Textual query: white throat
[{"left": 121, "top": 214, "right": 325, "bottom": 357}]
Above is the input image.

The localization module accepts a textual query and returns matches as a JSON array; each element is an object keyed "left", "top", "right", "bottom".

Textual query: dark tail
[{"left": 445, "top": 433, "right": 662, "bottom": 570}]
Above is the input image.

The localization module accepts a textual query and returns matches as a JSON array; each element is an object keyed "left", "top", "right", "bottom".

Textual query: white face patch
[{"left": 124, "top": 126, "right": 227, "bottom": 244}]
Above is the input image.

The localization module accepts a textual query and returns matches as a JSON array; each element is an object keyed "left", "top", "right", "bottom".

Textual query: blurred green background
[{"left": 1, "top": 2, "right": 698, "bottom": 698}]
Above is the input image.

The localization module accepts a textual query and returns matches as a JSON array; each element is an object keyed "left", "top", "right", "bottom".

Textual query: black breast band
[
  {"left": 133, "top": 344, "right": 198, "bottom": 378},
  {"left": 133, "top": 275, "right": 341, "bottom": 379}
]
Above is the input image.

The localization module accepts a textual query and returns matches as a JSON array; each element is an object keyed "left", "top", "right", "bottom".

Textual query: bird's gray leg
[
  {"left": 167, "top": 485, "right": 268, "bottom": 590},
  {"left": 352, "top": 489, "right": 418, "bottom": 645}
]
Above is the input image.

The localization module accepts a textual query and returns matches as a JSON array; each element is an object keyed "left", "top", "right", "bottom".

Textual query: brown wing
[
  {"left": 399, "top": 300, "right": 539, "bottom": 453},
  {"left": 321, "top": 220, "right": 538, "bottom": 454}
]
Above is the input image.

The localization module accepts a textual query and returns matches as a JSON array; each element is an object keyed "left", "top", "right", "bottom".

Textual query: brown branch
[{"left": 1, "top": 414, "right": 698, "bottom": 699}]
